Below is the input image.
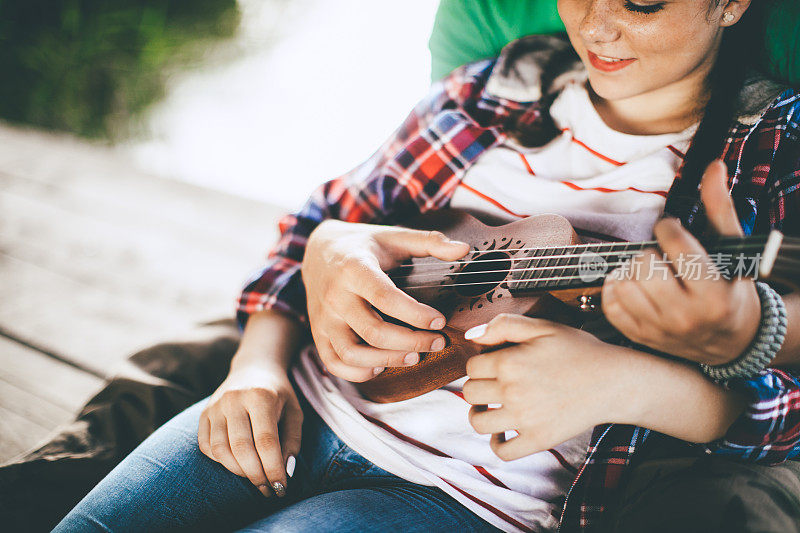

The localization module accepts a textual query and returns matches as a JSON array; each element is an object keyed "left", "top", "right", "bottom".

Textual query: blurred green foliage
[{"left": 0, "top": 0, "right": 240, "bottom": 138}]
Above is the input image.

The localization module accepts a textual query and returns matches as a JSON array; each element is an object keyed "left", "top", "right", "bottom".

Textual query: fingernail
[
  {"left": 272, "top": 481, "right": 286, "bottom": 498},
  {"left": 449, "top": 239, "right": 469, "bottom": 247},
  {"left": 464, "top": 324, "right": 488, "bottom": 340},
  {"left": 258, "top": 484, "right": 272, "bottom": 498},
  {"left": 373, "top": 367, "right": 384, "bottom": 376},
  {"left": 404, "top": 352, "right": 419, "bottom": 365},
  {"left": 286, "top": 455, "right": 296, "bottom": 478},
  {"left": 431, "top": 337, "right": 446, "bottom": 351},
  {"left": 429, "top": 317, "right": 446, "bottom": 330}
]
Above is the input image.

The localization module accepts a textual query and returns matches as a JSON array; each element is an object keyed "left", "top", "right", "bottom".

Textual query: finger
[
  {"left": 247, "top": 400, "right": 289, "bottom": 497},
  {"left": 605, "top": 267, "right": 668, "bottom": 320},
  {"left": 462, "top": 379, "right": 504, "bottom": 405},
  {"left": 279, "top": 396, "right": 303, "bottom": 477},
  {"left": 208, "top": 416, "right": 247, "bottom": 478},
  {"left": 466, "top": 352, "right": 500, "bottom": 380},
  {"left": 463, "top": 314, "right": 556, "bottom": 345},
  {"left": 315, "top": 338, "right": 377, "bottom": 382},
  {"left": 602, "top": 282, "right": 658, "bottom": 345},
  {"left": 652, "top": 218, "right": 718, "bottom": 290},
  {"left": 351, "top": 264, "right": 447, "bottom": 330},
  {"left": 329, "top": 322, "right": 418, "bottom": 368},
  {"left": 490, "top": 431, "right": 542, "bottom": 462},
  {"left": 336, "top": 297, "right": 445, "bottom": 352},
  {"left": 625, "top": 247, "right": 666, "bottom": 286},
  {"left": 198, "top": 411, "right": 212, "bottom": 458},
  {"left": 468, "top": 405, "right": 515, "bottom": 435},
  {"left": 380, "top": 228, "right": 470, "bottom": 262},
  {"left": 700, "top": 160, "right": 744, "bottom": 237},
  {"left": 224, "top": 410, "right": 272, "bottom": 497}
]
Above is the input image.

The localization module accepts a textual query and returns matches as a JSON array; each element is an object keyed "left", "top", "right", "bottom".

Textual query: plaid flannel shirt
[{"left": 238, "top": 36, "right": 800, "bottom": 532}]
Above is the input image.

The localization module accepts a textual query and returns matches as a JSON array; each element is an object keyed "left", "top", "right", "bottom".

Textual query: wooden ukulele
[{"left": 354, "top": 209, "right": 799, "bottom": 403}]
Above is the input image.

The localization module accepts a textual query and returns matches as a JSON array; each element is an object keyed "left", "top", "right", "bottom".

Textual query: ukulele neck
[{"left": 508, "top": 234, "right": 771, "bottom": 293}]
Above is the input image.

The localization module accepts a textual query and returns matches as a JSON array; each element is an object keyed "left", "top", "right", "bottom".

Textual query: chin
[{"left": 586, "top": 75, "right": 643, "bottom": 102}]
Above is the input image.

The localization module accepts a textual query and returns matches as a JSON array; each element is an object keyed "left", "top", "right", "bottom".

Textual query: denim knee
[{"left": 54, "top": 398, "right": 269, "bottom": 532}]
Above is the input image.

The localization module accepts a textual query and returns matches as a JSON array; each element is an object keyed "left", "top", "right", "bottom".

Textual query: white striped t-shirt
[{"left": 293, "top": 80, "right": 697, "bottom": 532}]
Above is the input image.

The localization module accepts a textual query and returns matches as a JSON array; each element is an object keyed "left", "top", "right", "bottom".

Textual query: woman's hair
[{"left": 666, "top": 0, "right": 775, "bottom": 231}]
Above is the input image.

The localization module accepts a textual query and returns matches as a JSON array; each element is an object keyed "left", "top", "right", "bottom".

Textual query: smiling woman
[{"left": 53, "top": 1, "right": 800, "bottom": 532}]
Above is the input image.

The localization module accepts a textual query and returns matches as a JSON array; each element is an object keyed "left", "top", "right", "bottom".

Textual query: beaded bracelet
[{"left": 700, "top": 282, "right": 788, "bottom": 383}]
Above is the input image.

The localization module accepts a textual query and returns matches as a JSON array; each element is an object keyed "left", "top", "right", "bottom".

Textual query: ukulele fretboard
[{"left": 508, "top": 235, "right": 769, "bottom": 292}]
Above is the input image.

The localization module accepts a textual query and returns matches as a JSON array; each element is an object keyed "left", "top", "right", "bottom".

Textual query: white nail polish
[
  {"left": 286, "top": 455, "right": 296, "bottom": 478},
  {"left": 373, "top": 367, "right": 384, "bottom": 376},
  {"left": 464, "top": 324, "right": 488, "bottom": 340},
  {"left": 429, "top": 317, "right": 446, "bottom": 330}
]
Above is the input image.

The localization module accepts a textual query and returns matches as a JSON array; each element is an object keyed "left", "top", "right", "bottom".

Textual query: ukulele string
[
  {"left": 398, "top": 267, "right": 763, "bottom": 291},
  {"left": 389, "top": 240, "right": 768, "bottom": 271},
  {"left": 388, "top": 243, "right": 768, "bottom": 282},
  {"left": 432, "top": 236, "right": 763, "bottom": 259},
  {"left": 390, "top": 261, "right": 633, "bottom": 283}
]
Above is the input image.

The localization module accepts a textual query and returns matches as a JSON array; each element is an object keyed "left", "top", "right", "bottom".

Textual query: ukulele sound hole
[{"left": 454, "top": 251, "right": 511, "bottom": 296}]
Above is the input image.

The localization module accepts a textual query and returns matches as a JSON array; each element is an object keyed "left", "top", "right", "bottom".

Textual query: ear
[{"left": 718, "top": 0, "right": 752, "bottom": 27}]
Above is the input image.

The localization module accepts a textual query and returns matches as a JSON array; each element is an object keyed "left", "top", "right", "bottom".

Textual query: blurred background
[
  {"left": 1, "top": 0, "right": 438, "bottom": 205},
  {"left": 0, "top": 0, "right": 437, "bottom": 461}
]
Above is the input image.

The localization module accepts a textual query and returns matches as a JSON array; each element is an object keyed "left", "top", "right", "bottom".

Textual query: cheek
[
  {"left": 557, "top": 0, "right": 583, "bottom": 36},
  {"left": 624, "top": 9, "right": 720, "bottom": 74}
]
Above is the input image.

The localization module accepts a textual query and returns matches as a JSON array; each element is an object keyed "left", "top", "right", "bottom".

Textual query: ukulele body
[{"left": 355, "top": 210, "right": 604, "bottom": 403}]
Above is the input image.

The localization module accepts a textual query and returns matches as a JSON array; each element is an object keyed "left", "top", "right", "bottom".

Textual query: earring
[{"left": 722, "top": 12, "right": 735, "bottom": 23}]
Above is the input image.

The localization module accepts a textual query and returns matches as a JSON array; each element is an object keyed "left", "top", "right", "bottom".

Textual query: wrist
[
  {"left": 594, "top": 343, "right": 651, "bottom": 426},
  {"left": 614, "top": 346, "right": 746, "bottom": 442},
  {"left": 701, "top": 282, "right": 788, "bottom": 382},
  {"left": 236, "top": 308, "right": 306, "bottom": 371},
  {"left": 230, "top": 349, "right": 293, "bottom": 375},
  {"left": 702, "top": 282, "right": 761, "bottom": 366}
]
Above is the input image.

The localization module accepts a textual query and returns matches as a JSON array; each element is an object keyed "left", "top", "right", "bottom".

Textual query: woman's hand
[
  {"left": 302, "top": 220, "right": 469, "bottom": 382},
  {"left": 198, "top": 359, "right": 302, "bottom": 498},
  {"left": 601, "top": 160, "right": 760, "bottom": 365},
  {"left": 463, "top": 314, "right": 746, "bottom": 461},
  {"left": 463, "top": 314, "right": 634, "bottom": 461}
]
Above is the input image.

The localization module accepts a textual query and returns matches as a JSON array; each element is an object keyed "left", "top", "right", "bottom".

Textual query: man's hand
[
  {"left": 601, "top": 160, "right": 761, "bottom": 365},
  {"left": 302, "top": 220, "right": 469, "bottom": 382}
]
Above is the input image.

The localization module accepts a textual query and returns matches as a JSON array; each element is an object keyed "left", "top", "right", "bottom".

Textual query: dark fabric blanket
[{"left": 0, "top": 319, "right": 241, "bottom": 533}]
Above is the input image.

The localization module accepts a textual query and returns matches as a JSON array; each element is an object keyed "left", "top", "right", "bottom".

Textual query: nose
[{"left": 579, "top": 0, "right": 621, "bottom": 44}]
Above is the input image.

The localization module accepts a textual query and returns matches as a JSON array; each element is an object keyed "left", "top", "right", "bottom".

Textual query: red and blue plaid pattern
[{"left": 238, "top": 57, "right": 800, "bottom": 531}]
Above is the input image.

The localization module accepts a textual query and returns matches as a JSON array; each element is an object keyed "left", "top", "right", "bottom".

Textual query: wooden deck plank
[
  {"left": 0, "top": 337, "right": 104, "bottom": 412},
  {"left": 0, "top": 379, "right": 72, "bottom": 429},
  {"left": 0, "top": 405, "right": 53, "bottom": 464},
  {"left": 0, "top": 122, "right": 288, "bottom": 463},
  {"left": 0, "top": 122, "right": 285, "bottom": 374},
  {"left": 0, "top": 337, "right": 105, "bottom": 464}
]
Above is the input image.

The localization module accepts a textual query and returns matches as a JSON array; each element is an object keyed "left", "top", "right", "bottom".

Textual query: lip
[{"left": 587, "top": 51, "right": 636, "bottom": 72}]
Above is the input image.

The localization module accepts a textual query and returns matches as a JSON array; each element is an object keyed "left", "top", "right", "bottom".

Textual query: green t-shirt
[
  {"left": 430, "top": 0, "right": 798, "bottom": 85},
  {"left": 428, "top": 0, "right": 563, "bottom": 81}
]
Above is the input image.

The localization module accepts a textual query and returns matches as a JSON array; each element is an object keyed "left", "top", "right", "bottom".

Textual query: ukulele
[{"left": 354, "top": 209, "right": 799, "bottom": 403}]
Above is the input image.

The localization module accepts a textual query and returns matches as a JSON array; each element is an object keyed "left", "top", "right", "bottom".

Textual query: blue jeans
[{"left": 53, "top": 396, "right": 499, "bottom": 532}]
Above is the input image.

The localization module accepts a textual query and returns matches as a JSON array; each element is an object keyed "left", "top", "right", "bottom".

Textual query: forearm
[
  {"left": 611, "top": 345, "right": 747, "bottom": 443},
  {"left": 231, "top": 309, "right": 307, "bottom": 373},
  {"left": 771, "top": 291, "right": 800, "bottom": 367}
]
